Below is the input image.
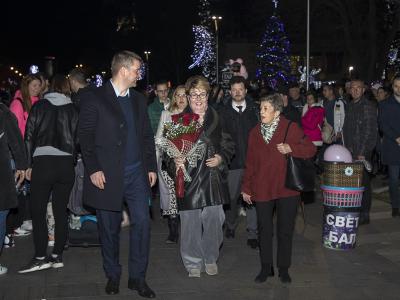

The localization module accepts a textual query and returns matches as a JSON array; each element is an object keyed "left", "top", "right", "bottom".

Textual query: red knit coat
[{"left": 241, "top": 117, "right": 316, "bottom": 202}]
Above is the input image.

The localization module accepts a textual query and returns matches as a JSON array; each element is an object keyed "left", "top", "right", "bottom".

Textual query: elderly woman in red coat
[{"left": 242, "top": 93, "right": 316, "bottom": 284}]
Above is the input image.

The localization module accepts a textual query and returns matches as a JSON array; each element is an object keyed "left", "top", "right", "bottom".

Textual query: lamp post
[
  {"left": 306, "top": 0, "right": 310, "bottom": 91},
  {"left": 144, "top": 50, "right": 151, "bottom": 87},
  {"left": 211, "top": 15, "right": 222, "bottom": 85}
]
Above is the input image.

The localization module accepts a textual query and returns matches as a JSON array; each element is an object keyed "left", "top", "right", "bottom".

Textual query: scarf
[{"left": 260, "top": 115, "right": 280, "bottom": 144}]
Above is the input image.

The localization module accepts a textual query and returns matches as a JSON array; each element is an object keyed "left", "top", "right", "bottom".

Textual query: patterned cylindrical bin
[{"left": 321, "top": 162, "right": 364, "bottom": 250}]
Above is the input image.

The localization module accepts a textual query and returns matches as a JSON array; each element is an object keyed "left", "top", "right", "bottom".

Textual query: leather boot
[
  {"left": 165, "top": 216, "right": 179, "bottom": 244},
  {"left": 254, "top": 264, "right": 274, "bottom": 283}
]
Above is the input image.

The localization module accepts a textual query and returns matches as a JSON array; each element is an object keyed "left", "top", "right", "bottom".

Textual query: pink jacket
[
  {"left": 9, "top": 90, "right": 39, "bottom": 138},
  {"left": 301, "top": 104, "right": 325, "bottom": 143}
]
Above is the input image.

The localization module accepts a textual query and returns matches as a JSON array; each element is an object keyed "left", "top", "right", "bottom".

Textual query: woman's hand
[
  {"left": 242, "top": 192, "right": 252, "bottom": 205},
  {"left": 206, "top": 154, "right": 222, "bottom": 167},
  {"left": 25, "top": 168, "right": 32, "bottom": 181},
  {"left": 15, "top": 170, "right": 25, "bottom": 187},
  {"left": 277, "top": 143, "right": 292, "bottom": 155}
]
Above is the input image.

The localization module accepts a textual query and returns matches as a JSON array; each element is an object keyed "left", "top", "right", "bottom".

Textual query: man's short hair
[
  {"left": 392, "top": 74, "right": 400, "bottom": 84},
  {"left": 350, "top": 79, "right": 365, "bottom": 87},
  {"left": 68, "top": 68, "right": 87, "bottom": 85},
  {"left": 322, "top": 84, "right": 334, "bottom": 91},
  {"left": 229, "top": 76, "right": 247, "bottom": 88},
  {"left": 155, "top": 79, "right": 169, "bottom": 88},
  {"left": 111, "top": 50, "right": 142, "bottom": 76},
  {"left": 288, "top": 82, "right": 299, "bottom": 89}
]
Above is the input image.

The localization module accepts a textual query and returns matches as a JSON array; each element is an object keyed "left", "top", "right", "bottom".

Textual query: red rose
[
  {"left": 171, "top": 113, "right": 184, "bottom": 123},
  {"left": 182, "top": 113, "right": 192, "bottom": 126}
]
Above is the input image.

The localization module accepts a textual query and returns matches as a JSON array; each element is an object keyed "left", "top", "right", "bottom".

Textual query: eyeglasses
[{"left": 189, "top": 92, "right": 207, "bottom": 99}]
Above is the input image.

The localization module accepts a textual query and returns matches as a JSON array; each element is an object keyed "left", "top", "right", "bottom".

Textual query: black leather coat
[
  {"left": 24, "top": 95, "right": 79, "bottom": 167},
  {"left": 0, "top": 103, "right": 27, "bottom": 210},
  {"left": 163, "top": 107, "right": 234, "bottom": 211}
]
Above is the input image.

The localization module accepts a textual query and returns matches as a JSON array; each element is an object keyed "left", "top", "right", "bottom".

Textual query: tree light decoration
[
  {"left": 95, "top": 74, "right": 103, "bottom": 87},
  {"left": 29, "top": 65, "right": 39, "bottom": 74},
  {"left": 298, "top": 66, "right": 321, "bottom": 84},
  {"left": 189, "top": 25, "right": 216, "bottom": 80},
  {"left": 256, "top": 5, "right": 292, "bottom": 89}
]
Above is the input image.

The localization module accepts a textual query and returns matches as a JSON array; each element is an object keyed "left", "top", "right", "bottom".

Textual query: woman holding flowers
[
  {"left": 155, "top": 85, "right": 188, "bottom": 243},
  {"left": 159, "top": 76, "right": 234, "bottom": 278}
]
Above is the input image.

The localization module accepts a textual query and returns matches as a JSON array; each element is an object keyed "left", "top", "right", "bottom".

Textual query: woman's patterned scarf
[{"left": 260, "top": 115, "right": 280, "bottom": 144}]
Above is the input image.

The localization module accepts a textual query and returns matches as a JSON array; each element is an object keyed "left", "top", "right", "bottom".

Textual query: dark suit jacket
[
  {"left": 78, "top": 81, "right": 157, "bottom": 211},
  {"left": 379, "top": 96, "right": 400, "bottom": 165}
]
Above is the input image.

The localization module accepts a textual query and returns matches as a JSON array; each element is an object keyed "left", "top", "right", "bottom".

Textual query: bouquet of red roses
[{"left": 156, "top": 113, "right": 204, "bottom": 198}]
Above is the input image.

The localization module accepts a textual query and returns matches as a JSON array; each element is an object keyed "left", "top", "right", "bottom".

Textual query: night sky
[{"left": 0, "top": 0, "right": 210, "bottom": 84}]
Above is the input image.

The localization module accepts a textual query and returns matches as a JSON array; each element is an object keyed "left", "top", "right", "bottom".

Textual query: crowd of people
[{"left": 0, "top": 50, "right": 399, "bottom": 298}]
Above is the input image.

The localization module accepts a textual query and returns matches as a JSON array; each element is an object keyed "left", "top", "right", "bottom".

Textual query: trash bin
[{"left": 321, "top": 185, "right": 364, "bottom": 250}]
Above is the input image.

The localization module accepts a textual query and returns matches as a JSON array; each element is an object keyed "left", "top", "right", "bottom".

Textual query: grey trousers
[
  {"left": 180, "top": 205, "right": 225, "bottom": 271},
  {"left": 225, "top": 169, "right": 258, "bottom": 239}
]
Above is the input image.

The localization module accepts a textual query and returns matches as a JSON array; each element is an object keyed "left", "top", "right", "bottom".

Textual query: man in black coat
[
  {"left": 343, "top": 80, "right": 377, "bottom": 225},
  {"left": 219, "top": 76, "right": 259, "bottom": 248},
  {"left": 79, "top": 51, "right": 157, "bottom": 298},
  {"left": 379, "top": 76, "right": 400, "bottom": 218},
  {"left": 0, "top": 103, "right": 26, "bottom": 274}
]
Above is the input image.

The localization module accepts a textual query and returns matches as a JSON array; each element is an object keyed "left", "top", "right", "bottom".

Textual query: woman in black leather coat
[
  {"left": 163, "top": 76, "right": 234, "bottom": 278},
  {"left": 19, "top": 74, "right": 78, "bottom": 274}
]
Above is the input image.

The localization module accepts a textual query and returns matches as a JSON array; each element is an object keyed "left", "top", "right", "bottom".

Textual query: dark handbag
[{"left": 283, "top": 122, "right": 316, "bottom": 192}]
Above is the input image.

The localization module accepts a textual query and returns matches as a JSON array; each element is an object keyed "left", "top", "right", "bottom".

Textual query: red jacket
[
  {"left": 241, "top": 117, "right": 316, "bottom": 202},
  {"left": 301, "top": 104, "right": 325, "bottom": 143}
]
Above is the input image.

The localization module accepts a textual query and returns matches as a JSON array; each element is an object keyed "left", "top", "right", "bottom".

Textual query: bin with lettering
[{"left": 321, "top": 185, "right": 364, "bottom": 250}]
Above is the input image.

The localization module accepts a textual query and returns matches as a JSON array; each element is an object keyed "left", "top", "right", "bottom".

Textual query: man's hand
[
  {"left": 90, "top": 171, "right": 106, "bottom": 190},
  {"left": 396, "top": 137, "right": 400, "bottom": 145},
  {"left": 242, "top": 192, "right": 252, "bottom": 205},
  {"left": 148, "top": 172, "right": 157, "bottom": 187},
  {"left": 206, "top": 154, "right": 222, "bottom": 167},
  {"left": 15, "top": 170, "right": 25, "bottom": 187},
  {"left": 25, "top": 168, "right": 32, "bottom": 181}
]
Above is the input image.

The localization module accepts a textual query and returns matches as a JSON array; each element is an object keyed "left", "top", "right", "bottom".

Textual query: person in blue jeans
[{"left": 0, "top": 102, "right": 27, "bottom": 275}]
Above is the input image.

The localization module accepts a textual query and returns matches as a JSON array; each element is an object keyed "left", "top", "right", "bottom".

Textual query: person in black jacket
[
  {"left": 18, "top": 75, "right": 79, "bottom": 274},
  {"left": 78, "top": 51, "right": 157, "bottom": 298},
  {"left": 0, "top": 103, "right": 27, "bottom": 275},
  {"left": 277, "top": 85, "right": 301, "bottom": 126},
  {"left": 219, "top": 76, "right": 259, "bottom": 248}
]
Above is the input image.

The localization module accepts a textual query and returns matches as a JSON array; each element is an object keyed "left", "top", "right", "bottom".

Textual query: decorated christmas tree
[
  {"left": 188, "top": 0, "right": 216, "bottom": 83},
  {"left": 256, "top": 0, "right": 292, "bottom": 89}
]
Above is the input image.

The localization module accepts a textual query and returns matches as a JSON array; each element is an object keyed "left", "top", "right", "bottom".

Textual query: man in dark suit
[{"left": 79, "top": 50, "right": 157, "bottom": 298}]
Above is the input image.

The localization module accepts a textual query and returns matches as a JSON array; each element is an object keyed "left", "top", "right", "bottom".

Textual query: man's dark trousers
[{"left": 96, "top": 162, "right": 150, "bottom": 281}]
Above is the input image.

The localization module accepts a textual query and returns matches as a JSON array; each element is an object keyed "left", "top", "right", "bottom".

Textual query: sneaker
[
  {"left": 0, "top": 264, "right": 8, "bottom": 275},
  {"left": 188, "top": 268, "right": 201, "bottom": 278},
  {"left": 48, "top": 255, "right": 64, "bottom": 269},
  {"left": 13, "top": 227, "right": 31, "bottom": 237},
  {"left": 205, "top": 263, "right": 218, "bottom": 276},
  {"left": 18, "top": 257, "right": 52, "bottom": 274},
  {"left": 4, "top": 234, "right": 15, "bottom": 248},
  {"left": 20, "top": 220, "right": 33, "bottom": 231}
]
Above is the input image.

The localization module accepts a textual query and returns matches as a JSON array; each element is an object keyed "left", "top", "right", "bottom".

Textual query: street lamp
[
  {"left": 144, "top": 50, "right": 151, "bottom": 87},
  {"left": 211, "top": 15, "right": 222, "bottom": 85},
  {"left": 348, "top": 66, "right": 354, "bottom": 79}
]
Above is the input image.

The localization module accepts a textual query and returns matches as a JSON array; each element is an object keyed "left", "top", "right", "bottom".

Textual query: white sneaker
[
  {"left": 205, "top": 263, "right": 218, "bottom": 275},
  {"left": 0, "top": 265, "right": 8, "bottom": 275},
  {"left": 48, "top": 240, "right": 55, "bottom": 247},
  {"left": 20, "top": 220, "right": 33, "bottom": 231},
  {"left": 188, "top": 268, "right": 201, "bottom": 278},
  {"left": 14, "top": 227, "right": 31, "bottom": 237},
  {"left": 4, "top": 234, "right": 15, "bottom": 248}
]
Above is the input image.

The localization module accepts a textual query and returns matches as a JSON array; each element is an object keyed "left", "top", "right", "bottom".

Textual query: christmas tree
[
  {"left": 188, "top": 0, "right": 216, "bottom": 83},
  {"left": 256, "top": 0, "right": 292, "bottom": 89}
]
